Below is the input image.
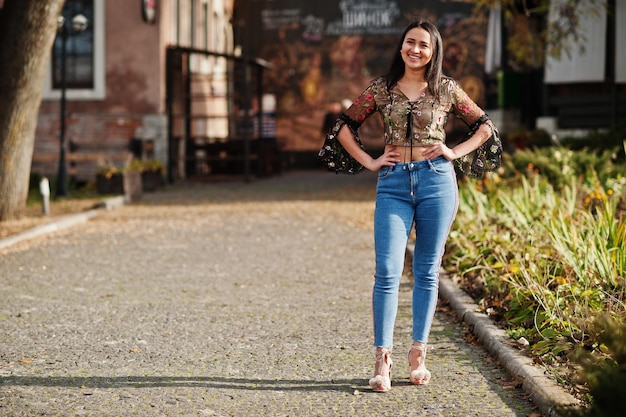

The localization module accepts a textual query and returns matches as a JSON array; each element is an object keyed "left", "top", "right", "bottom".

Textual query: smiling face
[{"left": 400, "top": 27, "right": 433, "bottom": 72}]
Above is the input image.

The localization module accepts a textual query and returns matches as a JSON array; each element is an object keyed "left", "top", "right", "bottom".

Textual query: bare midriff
[{"left": 385, "top": 144, "right": 429, "bottom": 162}]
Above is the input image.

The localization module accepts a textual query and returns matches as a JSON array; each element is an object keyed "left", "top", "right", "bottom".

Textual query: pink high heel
[
  {"left": 408, "top": 343, "right": 431, "bottom": 385},
  {"left": 369, "top": 348, "right": 393, "bottom": 392}
]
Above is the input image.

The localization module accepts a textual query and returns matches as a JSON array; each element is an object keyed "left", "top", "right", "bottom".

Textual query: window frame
[{"left": 43, "top": 0, "right": 105, "bottom": 101}]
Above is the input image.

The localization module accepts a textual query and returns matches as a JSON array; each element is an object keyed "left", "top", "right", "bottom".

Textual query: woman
[{"left": 331, "top": 19, "right": 495, "bottom": 392}]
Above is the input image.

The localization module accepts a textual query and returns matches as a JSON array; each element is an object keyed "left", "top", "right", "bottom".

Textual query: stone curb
[
  {"left": 438, "top": 276, "right": 579, "bottom": 417},
  {"left": 0, "top": 196, "right": 125, "bottom": 251},
  {"left": 407, "top": 245, "right": 579, "bottom": 417}
]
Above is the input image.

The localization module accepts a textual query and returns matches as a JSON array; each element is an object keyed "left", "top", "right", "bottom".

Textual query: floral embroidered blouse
[{"left": 340, "top": 75, "right": 485, "bottom": 147}]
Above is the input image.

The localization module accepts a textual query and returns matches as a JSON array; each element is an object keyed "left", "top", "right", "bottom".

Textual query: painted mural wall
[{"left": 234, "top": 0, "right": 488, "bottom": 152}]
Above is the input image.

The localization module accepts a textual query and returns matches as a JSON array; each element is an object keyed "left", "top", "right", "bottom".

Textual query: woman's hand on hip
[
  {"left": 366, "top": 149, "right": 401, "bottom": 171},
  {"left": 422, "top": 143, "right": 456, "bottom": 161}
]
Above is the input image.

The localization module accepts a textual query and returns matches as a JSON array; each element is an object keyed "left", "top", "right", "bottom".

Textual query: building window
[
  {"left": 43, "top": 0, "right": 105, "bottom": 100},
  {"left": 52, "top": 0, "right": 94, "bottom": 89}
]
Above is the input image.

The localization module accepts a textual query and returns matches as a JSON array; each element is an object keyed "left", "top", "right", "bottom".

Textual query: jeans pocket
[
  {"left": 378, "top": 165, "right": 392, "bottom": 179},
  {"left": 428, "top": 158, "right": 452, "bottom": 176}
]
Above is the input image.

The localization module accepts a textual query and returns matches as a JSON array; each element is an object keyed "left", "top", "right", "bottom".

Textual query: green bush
[
  {"left": 447, "top": 135, "right": 626, "bottom": 407},
  {"left": 559, "top": 315, "right": 626, "bottom": 417},
  {"left": 560, "top": 124, "right": 626, "bottom": 161}
]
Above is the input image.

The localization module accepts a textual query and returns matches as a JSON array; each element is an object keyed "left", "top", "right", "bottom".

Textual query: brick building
[{"left": 2, "top": 0, "right": 237, "bottom": 184}]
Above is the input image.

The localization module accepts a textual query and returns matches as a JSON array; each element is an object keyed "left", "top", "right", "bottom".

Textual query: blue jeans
[{"left": 373, "top": 157, "right": 458, "bottom": 348}]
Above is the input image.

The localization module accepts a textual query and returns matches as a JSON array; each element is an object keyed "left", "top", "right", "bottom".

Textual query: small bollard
[{"left": 39, "top": 177, "right": 50, "bottom": 215}]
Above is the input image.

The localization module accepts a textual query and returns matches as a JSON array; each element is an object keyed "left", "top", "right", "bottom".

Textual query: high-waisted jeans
[{"left": 373, "top": 157, "right": 458, "bottom": 348}]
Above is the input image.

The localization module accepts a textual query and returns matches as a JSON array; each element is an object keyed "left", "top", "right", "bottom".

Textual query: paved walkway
[{"left": 0, "top": 171, "right": 538, "bottom": 416}]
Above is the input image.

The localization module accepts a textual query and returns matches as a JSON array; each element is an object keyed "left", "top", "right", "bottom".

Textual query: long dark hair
[{"left": 385, "top": 19, "right": 443, "bottom": 99}]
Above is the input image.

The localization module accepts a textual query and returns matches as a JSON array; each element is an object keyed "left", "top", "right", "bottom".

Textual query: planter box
[
  {"left": 141, "top": 170, "right": 164, "bottom": 192},
  {"left": 96, "top": 172, "right": 142, "bottom": 202},
  {"left": 96, "top": 173, "right": 124, "bottom": 195}
]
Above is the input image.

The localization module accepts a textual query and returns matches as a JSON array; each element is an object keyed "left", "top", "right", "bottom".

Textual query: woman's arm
[
  {"left": 336, "top": 123, "right": 400, "bottom": 171},
  {"left": 448, "top": 120, "right": 493, "bottom": 160},
  {"left": 422, "top": 119, "right": 493, "bottom": 162},
  {"left": 422, "top": 79, "right": 496, "bottom": 162},
  {"left": 333, "top": 78, "right": 401, "bottom": 171}
]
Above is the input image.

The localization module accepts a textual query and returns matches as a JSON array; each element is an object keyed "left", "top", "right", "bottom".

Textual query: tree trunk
[{"left": 0, "top": 0, "right": 65, "bottom": 221}]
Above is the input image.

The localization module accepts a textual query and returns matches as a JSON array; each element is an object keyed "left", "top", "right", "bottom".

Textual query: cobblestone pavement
[{"left": 0, "top": 171, "right": 538, "bottom": 417}]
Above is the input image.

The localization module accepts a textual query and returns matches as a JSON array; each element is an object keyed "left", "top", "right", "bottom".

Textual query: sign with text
[{"left": 234, "top": 0, "right": 486, "bottom": 152}]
